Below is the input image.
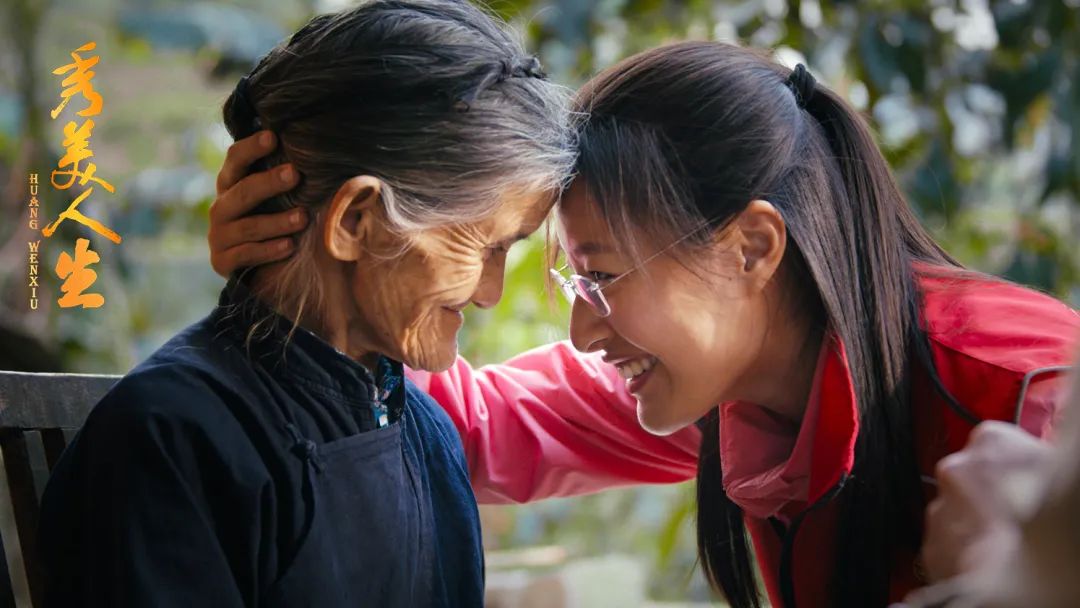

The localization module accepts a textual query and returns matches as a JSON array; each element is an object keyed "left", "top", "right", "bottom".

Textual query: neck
[
  {"left": 737, "top": 293, "right": 825, "bottom": 426},
  {"left": 248, "top": 261, "right": 380, "bottom": 369}
]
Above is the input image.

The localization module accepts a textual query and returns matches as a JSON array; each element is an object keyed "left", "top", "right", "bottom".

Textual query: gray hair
[{"left": 222, "top": 0, "right": 576, "bottom": 334}]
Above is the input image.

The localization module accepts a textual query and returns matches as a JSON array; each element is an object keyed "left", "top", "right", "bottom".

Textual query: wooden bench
[{"left": 0, "top": 372, "right": 118, "bottom": 608}]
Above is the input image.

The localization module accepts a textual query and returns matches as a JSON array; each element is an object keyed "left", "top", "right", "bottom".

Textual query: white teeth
[{"left": 616, "top": 357, "right": 656, "bottom": 380}]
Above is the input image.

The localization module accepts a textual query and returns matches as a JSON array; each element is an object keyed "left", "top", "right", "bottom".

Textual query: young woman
[
  {"left": 39, "top": 2, "right": 574, "bottom": 606},
  {"left": 208, "top": 42, "right": 1079, "bottom": 607}
]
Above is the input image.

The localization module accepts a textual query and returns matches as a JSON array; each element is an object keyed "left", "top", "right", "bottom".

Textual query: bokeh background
[{"left": 2, "top": 0, "right": 1078, "bottom": 604}]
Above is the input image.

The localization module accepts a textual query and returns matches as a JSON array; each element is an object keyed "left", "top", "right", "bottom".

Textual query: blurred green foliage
[{"left": 1, "top": 0, "right": 1077, "bottom": 602}]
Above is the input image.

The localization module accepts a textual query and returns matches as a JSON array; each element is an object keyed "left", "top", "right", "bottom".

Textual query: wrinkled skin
[
  {"left": 207, "top": 131, "right": 551, "bottom": 373},
  {"left": 349, "top": 190, "right": 550, "bottom": 371}
]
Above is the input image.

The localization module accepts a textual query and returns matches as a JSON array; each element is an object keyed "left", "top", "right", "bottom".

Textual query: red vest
[{"left": 745, "top": 270, "right": 1079, "bottom": 607}]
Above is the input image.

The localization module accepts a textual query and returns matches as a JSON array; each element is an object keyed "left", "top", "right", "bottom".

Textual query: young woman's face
[{"left": 557, "top": 180, "right": 781, "bottom": 435}]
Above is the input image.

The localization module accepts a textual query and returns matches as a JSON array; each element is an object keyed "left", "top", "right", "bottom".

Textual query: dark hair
[
  {"left": 571, "top": 42, "right": 963, "bottom": 607},
  {"left": 221, "top": 0, "right": 574, "bottom": 330}
]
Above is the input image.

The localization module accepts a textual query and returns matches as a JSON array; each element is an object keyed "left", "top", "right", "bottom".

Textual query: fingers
[
  {"left": 965, "top": 422, "right": 1047, "bottom": 466},
  {"left": 208, "top": 208, "right": 306, "bottom": 277},
  {"left": 216, "top": 130, "right": 276, "bottom": 195},
  {"left": 208, "top": 130, "right": 306, "bottom": 277},
  {"left": 922, "top": 492, "right": 981, "bottom": 582},
  {"left": 212, "top": 208, "right": 308, "bottom": 253},
  {"left": 934, "top": 450, "right": 1001, "bottom": 527},
  {"left": 921, "top": 421, "right": 1053, "bottom": 583},
  {"left": 898, "top": 578, "right": 971, "bottom": 608},
  {"left": 942, "top": 422, "right": 1052, "bottom": 517},
  {"left": 211, "top": 163, "right": 300, "bottom": 225},
  {"left": 211, "top": 238, "right": 296, "bottom": 277},
  {"left": 965, "top": 421, "right": 1025, "bottom": 449},
  {"left": 211, "top": 129, "right": 300, "bottom": 225}
]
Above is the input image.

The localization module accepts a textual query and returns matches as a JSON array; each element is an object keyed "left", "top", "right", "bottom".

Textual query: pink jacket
[{"left": 408, "top": 341, "right": 701, "bottom": 504}]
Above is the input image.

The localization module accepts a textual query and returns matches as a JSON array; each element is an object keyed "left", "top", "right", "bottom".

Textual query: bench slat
[
  {"left": 0, "top": 373, "right": 117, "bottom": 429},
  {"left": 0, "top": 467, "right": 22, "bottom": 608},
  {"left": 0, "top": 371, "right": 123, "bottom": 608},
  {"left": 21, "top": 435, "right": 49, "bottom": 509},
  {"left": 0, "top": 432, "right": 42, "bottom": 608}
]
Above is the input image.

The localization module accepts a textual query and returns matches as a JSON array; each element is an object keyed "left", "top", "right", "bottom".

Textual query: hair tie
[
  {"left": 497, "top": 56, "right": 546, "bottom": 81},
  {"left": 506, "top": 55, "right": 546, "bottom": 80},
  {"left": 786, "top": 63, "right": 816, "bottom": 109},
  {"left": 457, "top": 55, "right": 547, "bottom": 110}
]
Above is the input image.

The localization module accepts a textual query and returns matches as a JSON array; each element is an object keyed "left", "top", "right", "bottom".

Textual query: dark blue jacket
[{"left": 39, "top": 280, "right": 484, "bottom": 607}]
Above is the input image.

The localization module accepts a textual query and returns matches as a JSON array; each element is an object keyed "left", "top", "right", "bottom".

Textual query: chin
[
  {"left": 401, "top": 338, "right": 458, "bottom": 372},
  {"left": 635, "top": 399, "right": 694, "bottom": 437}
]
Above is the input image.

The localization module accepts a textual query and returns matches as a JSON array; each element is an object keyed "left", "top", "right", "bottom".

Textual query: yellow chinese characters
[
  {"left": 51, "top": 42, "right": 103, "bottom": 119},
  {"left": 55, "top": 238, "right": 104, "bottom": 309},
  {"left": 45, "top": 42, "right": 120, "bottom": 309}
]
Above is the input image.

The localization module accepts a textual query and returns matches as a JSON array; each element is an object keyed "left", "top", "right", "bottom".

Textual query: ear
[
  {"left": 731, "top": 199, "right": 786, "bottom": 289},
  {"left": 323, "top": 176, "right": 382, "bottom": 262}
]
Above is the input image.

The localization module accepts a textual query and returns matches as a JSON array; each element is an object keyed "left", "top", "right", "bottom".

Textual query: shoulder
[
  {"left": 915, "top": 267, "right": 1078, "bottom": 434},
  {"left": 66, "top": 367, "right": 242, "bottom": 486},
  {"left": 89, "top": 311, "right": 259, "bottom": 432},
  {"left": 404, "top": 380, "right": 467, "bottom": 451},
  {"left": 77, "top": 319, "right": 258, "bottom": 464},
  {"left": 50, "top": 359, "right": 276, "bottom": 520},
  {"left": 405, "top": 380, "right": 457, "bottom": 430},
  {"left": 88, "top": 362, "right": 233, "bottom": 430},
  {"left": 918, "top": 267, "right": 1078, "bottom": 375}
]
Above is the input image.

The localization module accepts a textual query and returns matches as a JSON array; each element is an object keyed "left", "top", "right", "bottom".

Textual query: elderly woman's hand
[
  {"left": 919, "top": 421, "right": 1053, "bottom": 584},
  {"left": 208, "top": 130, "right": 306, "bottom": 276}
]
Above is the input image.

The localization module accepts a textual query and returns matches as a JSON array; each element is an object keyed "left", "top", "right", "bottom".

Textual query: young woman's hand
[
  {"left": 919, "top": 421, "right": 1052, "bottom": 583},
  {"left": 208, "top": 130, "right": 306, "bottom": 277}
]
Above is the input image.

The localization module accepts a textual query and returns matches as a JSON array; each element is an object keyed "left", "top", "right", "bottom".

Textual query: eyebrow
[
  {"left": 492, "top": 231, "right": 532, "bottom": 248},
  {"left": 571, "top": 241, "right": 612, "bottom": 257}
]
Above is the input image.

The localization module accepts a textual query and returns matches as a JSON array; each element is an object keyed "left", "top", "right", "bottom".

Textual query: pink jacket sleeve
[{"left": 407, "top": 341, "right": 701, "bottom": 504}]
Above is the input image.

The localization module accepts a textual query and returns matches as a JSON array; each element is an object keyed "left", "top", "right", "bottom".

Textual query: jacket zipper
[{"left": 767, "top": 474, "right": 849, "bottom": 608}]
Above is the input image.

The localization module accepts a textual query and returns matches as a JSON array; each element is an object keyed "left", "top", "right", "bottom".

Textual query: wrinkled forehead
[
  {"left": 410, "top": 185, "right": 556, "bottom": 253},
  {"left": 488, "top": 185, "right": 556, "bottom": 237}
]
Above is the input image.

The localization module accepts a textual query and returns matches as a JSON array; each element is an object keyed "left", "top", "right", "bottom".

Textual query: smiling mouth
[{"left": 612, "top": 356, "right": 657, "bottom": 380}]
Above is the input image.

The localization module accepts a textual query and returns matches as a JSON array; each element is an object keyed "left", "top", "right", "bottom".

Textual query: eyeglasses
[
  {"left": 549, "top": 266, "right": 622, "bottom": 318},
  {"left": 549, "top": 228, "right": 705, "bottom": 318}
]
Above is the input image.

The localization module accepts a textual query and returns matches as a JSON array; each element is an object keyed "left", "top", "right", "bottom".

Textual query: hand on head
[{"left": 208, "top": 130, "right": 305, "bottom": 276}]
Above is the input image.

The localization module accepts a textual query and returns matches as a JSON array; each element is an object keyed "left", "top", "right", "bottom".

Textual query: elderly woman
[{"left": 37, "top": 2, "right": 573, "bottom": 607}]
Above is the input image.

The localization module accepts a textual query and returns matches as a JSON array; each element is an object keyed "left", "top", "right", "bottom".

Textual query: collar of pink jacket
[{"left": 718, "top": 334, "right": 859, "bottom": 520}]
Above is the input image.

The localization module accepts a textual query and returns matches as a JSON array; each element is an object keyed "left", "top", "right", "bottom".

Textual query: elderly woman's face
[{"left": 351, "top": 188, "right": 552, "bottom": 371}]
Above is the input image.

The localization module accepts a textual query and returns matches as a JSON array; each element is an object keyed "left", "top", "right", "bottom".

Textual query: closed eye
[{"left": 585, "top": 271, "right": 616, "bottom": 284}]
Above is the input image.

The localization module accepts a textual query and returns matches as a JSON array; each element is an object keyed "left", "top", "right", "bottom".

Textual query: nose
[
  {"left": 568, "top": 297, "right": 610, "bottom": 353},
  {"left": 470, "top": 255, "right": 506, "bottom": 309}
]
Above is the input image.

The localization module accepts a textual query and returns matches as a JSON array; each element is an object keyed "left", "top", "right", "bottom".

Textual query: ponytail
[{"left": 794, "top": 72, "right": 961, "bottom": 606}]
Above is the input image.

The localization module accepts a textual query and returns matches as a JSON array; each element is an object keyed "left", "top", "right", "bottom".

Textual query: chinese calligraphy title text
[{"left": 40, "top": 41, "right": 121, "bottom": 310}]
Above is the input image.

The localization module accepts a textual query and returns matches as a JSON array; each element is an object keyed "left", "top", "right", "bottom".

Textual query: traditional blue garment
[{"left": 40, "top": 279, "right": 484, "bottom": 607}]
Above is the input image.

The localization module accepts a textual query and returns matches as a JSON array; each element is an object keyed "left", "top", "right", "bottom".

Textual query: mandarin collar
[
  {"left": 212, "top": 277, "right": 403, "bottom": 407},
  {"left": 803, "top": 334, "right": 859, "bottom": 502},
  {"left": 717, "top": 332, "right": 859, "bottom": 511}
]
